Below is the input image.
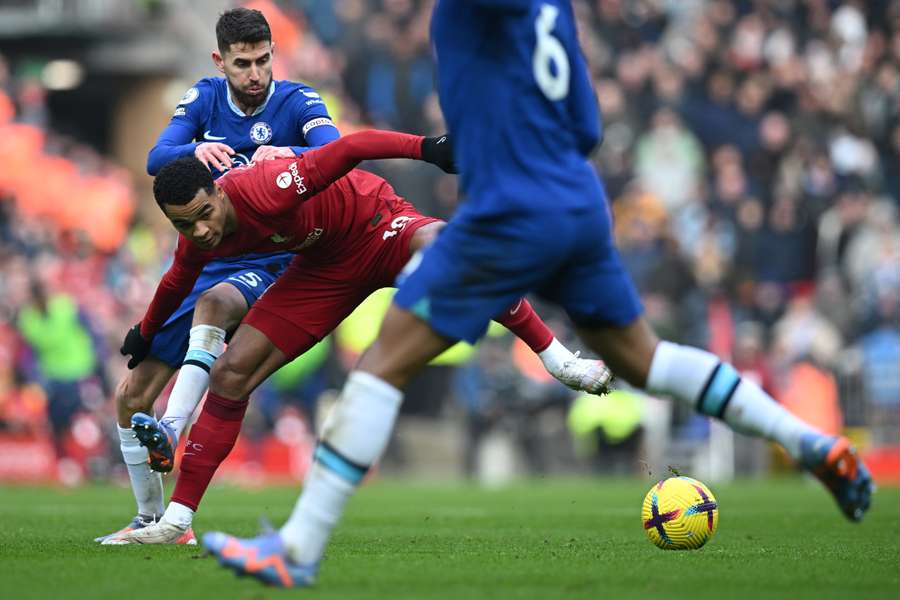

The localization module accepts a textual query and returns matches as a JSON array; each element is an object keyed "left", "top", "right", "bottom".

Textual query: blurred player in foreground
[
  {"left": 108, "top": 129, "right": 611, "bottom": 545},
  {"left": 203, "top": 0, "right": 874, "bottom": 587},
  {"left": 96, "top": 7, "right": 341, "bottom": 544}
]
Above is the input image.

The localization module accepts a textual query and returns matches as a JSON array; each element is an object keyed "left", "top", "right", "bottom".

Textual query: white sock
[
  {"left": 161, "top": 325, "right": 226, "bottom": 438},
  {"left": 162, "top": 365, "right": 209, "bottom": 439},
  {"left": 118, "top": 425, "right": 164, "bottom": 517},
  {"left": 538, "top": 337, "right": 573, "bottom": 372},
  {"left": 646, "top": 341, "right": 819, "bottom": 459},
  {"left": 280, "top": 371, "right": 403, "bottom": 565},
  {"left": 163, "top": 501, "right": 195, "bottom": 530}
]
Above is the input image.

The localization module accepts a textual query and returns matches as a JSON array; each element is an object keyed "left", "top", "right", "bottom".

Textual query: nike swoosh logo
[{"left": 203, "top": 130, "right": 227, "bottom": 141}]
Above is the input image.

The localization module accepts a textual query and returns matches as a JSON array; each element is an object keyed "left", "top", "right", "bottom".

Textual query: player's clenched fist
[
  {"left": 120, "top": 323, "right": 152, "bottom": 369},
  {"left": 252, "top": 145, "right": 295, "bottom": 162},
  {"left": 195, "top": 142, "right": 235, "bottom": 171}
]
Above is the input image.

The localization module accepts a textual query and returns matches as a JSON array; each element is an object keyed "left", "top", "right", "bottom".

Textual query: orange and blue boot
[
  {"left": 203, "top": 530, "right": 318, "bottom": 588},
  {"left": 131, "top": 412, "right": 177, "bottom": 473},
  {"left": 799, "top": 434, "right": 874, "bottom": 522}
]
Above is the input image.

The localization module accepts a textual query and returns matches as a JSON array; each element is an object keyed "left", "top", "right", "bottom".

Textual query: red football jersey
[{"left": 140, "top": 130, "right": 424, "bottom": 336}]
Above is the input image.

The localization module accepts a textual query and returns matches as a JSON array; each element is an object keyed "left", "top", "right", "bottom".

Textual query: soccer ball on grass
[{"left": 641, "top": 476, "right": 718, "bottom": 550}]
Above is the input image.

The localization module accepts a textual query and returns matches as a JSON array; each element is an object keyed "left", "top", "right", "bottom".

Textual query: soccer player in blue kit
[
  {"left": 96, "top": 7, "right": 341, "bottom": 544},
  {"left": 203, "top": 1, "right": 874, "bottom": 587}
]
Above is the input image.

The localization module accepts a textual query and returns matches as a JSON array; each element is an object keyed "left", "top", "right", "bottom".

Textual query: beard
[{"left": 228, "top": 79, "right": 269, "bottom": 110}]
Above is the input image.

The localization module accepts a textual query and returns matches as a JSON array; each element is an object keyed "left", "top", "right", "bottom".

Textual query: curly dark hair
[
  {"left": 153, "top": 157, "right": 215, "bottom": 209},
  {"left": 215, "top": 7, "right": 271, "bottom": 53}
]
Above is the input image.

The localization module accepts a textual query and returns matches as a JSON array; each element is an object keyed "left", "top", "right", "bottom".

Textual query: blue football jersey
[
  {"left": 147, "top": 77, "right": 339, "bottom": 268},
  {"left": 431, "top": 0, "right": 602, "bottom": 216},
  {"left": 147, "top": 77, "right": 339, "bottom": 177}
]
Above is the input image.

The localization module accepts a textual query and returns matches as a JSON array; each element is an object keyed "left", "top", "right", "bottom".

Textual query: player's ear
[{"left": 212, "top": 50, "right": 225, "bottom": 73}]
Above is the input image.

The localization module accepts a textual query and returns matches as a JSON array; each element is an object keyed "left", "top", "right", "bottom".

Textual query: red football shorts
[{"left": 243, "top": 200, "right": 440, "bottom": 359}]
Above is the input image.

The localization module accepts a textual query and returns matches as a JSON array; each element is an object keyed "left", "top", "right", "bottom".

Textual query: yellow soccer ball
[{"left": 641, "top": 476, "right": 719, "bottom": 550}]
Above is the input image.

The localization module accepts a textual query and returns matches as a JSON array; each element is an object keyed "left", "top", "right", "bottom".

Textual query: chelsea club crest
[{"left": 250, "top": 121, "right": 273, "bottom": 145}]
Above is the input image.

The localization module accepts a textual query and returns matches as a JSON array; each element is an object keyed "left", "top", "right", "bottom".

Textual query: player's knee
[{"left": 196, "top": 286, "right": 245, "bottom": 331}]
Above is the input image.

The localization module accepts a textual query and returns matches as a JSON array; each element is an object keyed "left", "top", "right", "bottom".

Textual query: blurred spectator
[
  {"left": 567, "top": 389, "right": 645, "bottom": 475},
  {"left": 455, "top": 336, "right": 571, "bottom": 477},
  {"left": 857, "top": 300, "right": 900, "bottom": 412},
  {"left": 635, "top": 107, "right": 705, "bottom": 213},
  {"left": 15, "top": 277, "right": 101, "bottom": 457}
]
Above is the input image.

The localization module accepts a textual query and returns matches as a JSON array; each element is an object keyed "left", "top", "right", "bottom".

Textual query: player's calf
[{"left": 115, "top": 373, "right": 155, "bottom": 428}]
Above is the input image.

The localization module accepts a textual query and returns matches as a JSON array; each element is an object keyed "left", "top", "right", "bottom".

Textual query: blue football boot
[
  {"left": 799, "top": 434, "right": 874, "bottom": 522},
  {"left": 131, "top": 412, "right": 177, "bottom": 473},
  {"left": 203, "top": 530, "right": 318, "bottom": 588}
]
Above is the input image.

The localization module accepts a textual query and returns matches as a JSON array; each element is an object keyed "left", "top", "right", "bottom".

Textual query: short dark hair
[
  {"left": 216, "top": 8, "right": 271, "bottom": 53},
  {"left": 153, "top": 157, "right": 214, "bottom": 209}
]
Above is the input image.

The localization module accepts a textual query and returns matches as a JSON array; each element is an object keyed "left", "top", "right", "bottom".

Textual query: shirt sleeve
[
  {"left": 286, "top": 129, "right": 424, "bottom": 200},
  {"left": 146, "top": 82, "right": 210, "bottom": 175},
  {"left": 289, "top": 85, "right": 341, "bottom": 156},
  {"left": 139, "top": 237, "right": 209, "bottom": 338},
  {"left": 290, "top": 119, "right": 340, "bottom": 156}
]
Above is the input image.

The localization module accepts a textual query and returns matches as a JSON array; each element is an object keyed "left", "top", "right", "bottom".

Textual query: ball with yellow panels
[{"left": 642, "top": 476, "right": 719, "bottom": 550}]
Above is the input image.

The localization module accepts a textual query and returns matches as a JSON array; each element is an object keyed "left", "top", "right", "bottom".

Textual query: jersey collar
[{"left": 226, "top": 80, "right": 275, "bottom": 117}]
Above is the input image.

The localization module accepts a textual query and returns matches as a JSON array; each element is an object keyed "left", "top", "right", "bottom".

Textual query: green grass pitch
[{"left": 1, "top": 479, "right": 897, "bottom": 599}]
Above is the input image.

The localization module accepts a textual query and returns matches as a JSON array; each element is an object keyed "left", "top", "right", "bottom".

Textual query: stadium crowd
[{"left": 1, "top": 0, "right": 899, "bottom": 482}]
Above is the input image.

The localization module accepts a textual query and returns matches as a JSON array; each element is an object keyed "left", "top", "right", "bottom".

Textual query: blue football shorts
[
  {"left": 149, "top": 256, "right": 290, "bottom": 368},
  {"left": 393, "top": 186, "right": 642, "bottom": 344}
]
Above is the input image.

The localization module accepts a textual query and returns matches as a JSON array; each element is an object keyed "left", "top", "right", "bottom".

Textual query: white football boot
[
  {"left": 102, "top": 517, "right": 196, "bottom": 545},
  {"left": 548, "top": 351, "right": 614, "bottom": 395}
]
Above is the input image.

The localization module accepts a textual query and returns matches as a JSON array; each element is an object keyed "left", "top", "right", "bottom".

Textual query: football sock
[
  {"left": 280, "top": 371, "right": 403, "bottom": 565},
  {"left": 646, "top": 341, "right": 818, "bottom": 459},
  {"left": 118, "top": 425, "right": 164, "bottom": 518},
  {"left": 161, "top": 325, "right": 226, "bottom": 438},
  {"left": 495, "top": 299, "right": 554, "bottom": 353},
  {"left": 169, "top": 392, "right": 248, "bottom": 511},
  {"left": 537, "top": 337, "right": 576, "bottom": 373},
  {"left": 162, "top": 501, "right": 195, "bottom": 530}
]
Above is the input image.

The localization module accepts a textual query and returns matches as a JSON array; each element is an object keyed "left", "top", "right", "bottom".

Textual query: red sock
[
  {"left": 494, "top": 299, "right": 554, "bottom": 353},
  {"left": 170, "top": 392, "right": 248, "bottom": 511}
]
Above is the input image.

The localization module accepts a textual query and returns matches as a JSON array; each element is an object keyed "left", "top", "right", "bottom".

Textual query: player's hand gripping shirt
[{"left": 139, "top": 131, "right": 425, "bottom": 338}]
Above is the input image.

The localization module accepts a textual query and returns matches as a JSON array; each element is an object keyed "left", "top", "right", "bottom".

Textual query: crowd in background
[{"left": 2, "top": 0, "right": 900, "bottom": 482}]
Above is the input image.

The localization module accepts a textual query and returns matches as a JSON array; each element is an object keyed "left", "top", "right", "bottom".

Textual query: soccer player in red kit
[{"left": 109, "top": 129, "right": 611, "bottom": 544}]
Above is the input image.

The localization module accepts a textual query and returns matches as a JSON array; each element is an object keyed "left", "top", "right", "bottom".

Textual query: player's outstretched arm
[
  {"left": 122, "top": 254, "right": 206, "bottom": 369},
  {"left": 299, "top": 130, "right": 456, "bottom": 197}
]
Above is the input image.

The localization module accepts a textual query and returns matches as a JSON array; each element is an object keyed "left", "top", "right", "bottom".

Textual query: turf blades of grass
[{"left": 1, "top": 479, "right": 897, "bottom": 600}]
